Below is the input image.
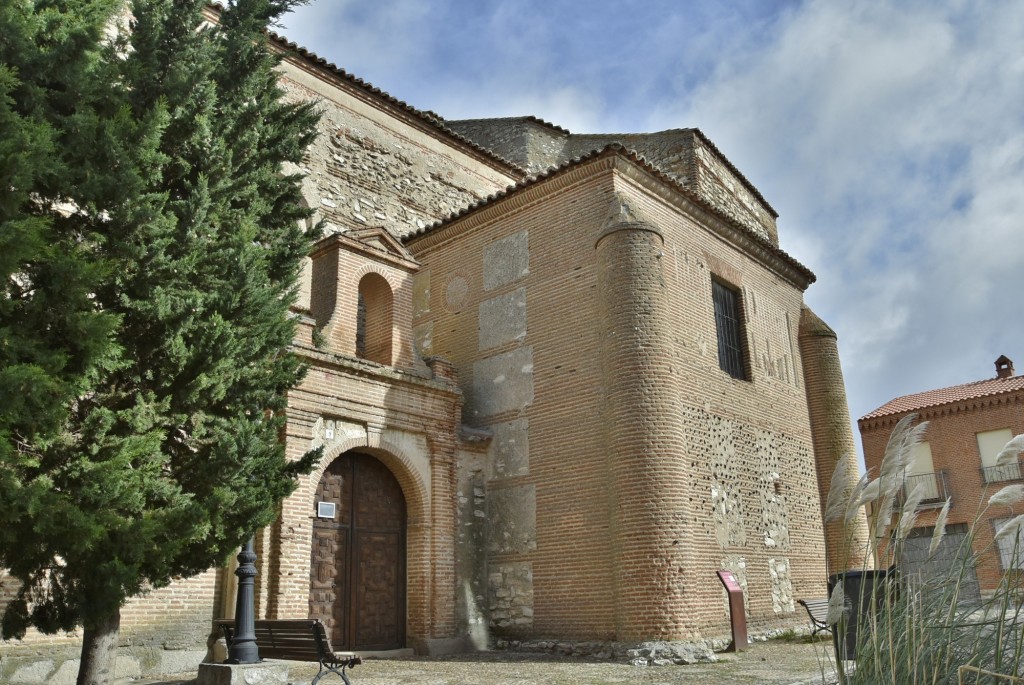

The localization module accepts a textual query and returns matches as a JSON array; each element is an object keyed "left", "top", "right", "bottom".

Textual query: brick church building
[{"left": 1, "top": 19, "right": 871, "bottom": 681}]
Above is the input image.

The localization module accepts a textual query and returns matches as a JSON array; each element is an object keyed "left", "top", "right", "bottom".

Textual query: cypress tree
[{"left": 0, "top": 2, "right": 322, "bottom": 683}]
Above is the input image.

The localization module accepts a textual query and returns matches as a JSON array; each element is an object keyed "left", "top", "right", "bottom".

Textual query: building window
[
  {"left": 978, "top": 428, "right": 1019, "bottom": 483},
  {"left": 712, "top": 278, "right": 747, "bottom": 380},
  {"left": 994, "top": 518, "right": 1024, "bottom": 570}
]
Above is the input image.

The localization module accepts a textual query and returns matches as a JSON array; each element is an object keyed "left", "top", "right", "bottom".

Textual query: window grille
[{"left": 712, "top": 279, "right": 746, "bottom": 380}]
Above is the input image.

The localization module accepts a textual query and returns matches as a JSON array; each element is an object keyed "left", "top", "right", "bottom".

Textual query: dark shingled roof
[
  {"left": 860, "top": 373, "right": 1024, "bottom": 421},
  {"left": 446, "top": 115, "right": 572, "bottom": 135}
]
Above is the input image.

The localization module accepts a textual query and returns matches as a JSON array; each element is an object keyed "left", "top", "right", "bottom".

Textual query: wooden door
[{"left": 309, "top": 452, "right": 406, "bottom": 650}]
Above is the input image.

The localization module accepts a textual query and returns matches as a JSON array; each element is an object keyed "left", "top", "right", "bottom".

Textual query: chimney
[{"left": 995, "top": 355, "right": 1015, "bottom": 379}]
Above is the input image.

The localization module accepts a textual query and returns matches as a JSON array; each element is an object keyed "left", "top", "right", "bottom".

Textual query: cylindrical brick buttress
[
  {"left": 596, "top": 205, "right": 693, "bottom": 641},
  {"left": 798, "top": 306, "right": 872, "bottom": 572}
]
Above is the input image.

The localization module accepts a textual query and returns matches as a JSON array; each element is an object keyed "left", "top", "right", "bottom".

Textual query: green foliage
[{"left": 0, "top": 0, "right": 321, "bottom": 639}]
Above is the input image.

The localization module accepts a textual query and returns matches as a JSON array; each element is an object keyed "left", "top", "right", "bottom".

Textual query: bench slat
[
  {"left": 797, "top": 598, "right": 832, "bottom": 636},
  {"left": 212, "top": 618, "right": 362, "bottom": 684}
]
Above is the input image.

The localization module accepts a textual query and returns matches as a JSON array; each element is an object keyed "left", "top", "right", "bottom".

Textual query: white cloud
[{"left": 667, "top": 0, "right": 1024, "bottom": 438}]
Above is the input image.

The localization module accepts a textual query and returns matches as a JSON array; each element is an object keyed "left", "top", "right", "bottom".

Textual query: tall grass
[{"left": 820, "top": 416, "right": 1024, "bottom": 684}]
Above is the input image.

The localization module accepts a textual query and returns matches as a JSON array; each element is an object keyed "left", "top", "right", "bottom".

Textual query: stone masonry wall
[
  {"left": 278, "top": 61, "right": 520, "bottom": 244},
  {"left": 445, "top": 120, "right": 779, "bottom": 245},
  {"left": 444, "top": 118, "right": 569, "bottom": 174}
]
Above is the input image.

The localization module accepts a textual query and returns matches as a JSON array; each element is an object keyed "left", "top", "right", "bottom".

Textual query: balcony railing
[
  {"left": 982, "top": 461, "right": 1023, "bottom": 484},
  {"left": 899, "top": 470, "right": 950, "bottom": 506}
]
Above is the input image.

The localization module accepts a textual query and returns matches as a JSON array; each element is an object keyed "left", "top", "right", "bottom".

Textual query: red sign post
[{"left": 716, "top": 570, "right": 748, "bottom": 652}]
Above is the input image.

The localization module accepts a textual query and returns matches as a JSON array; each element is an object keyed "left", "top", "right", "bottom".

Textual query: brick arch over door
[{"left": 309, "top": 450, "right": 407, "bottom": 650}]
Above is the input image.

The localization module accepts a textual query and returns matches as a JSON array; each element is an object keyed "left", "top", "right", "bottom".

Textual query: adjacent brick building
[
  {"left": 1, "top": 20, "right": 872, "bottom": 681},
  {"left": 859, "top": 355, "right": 1024, "bottom": 596}
]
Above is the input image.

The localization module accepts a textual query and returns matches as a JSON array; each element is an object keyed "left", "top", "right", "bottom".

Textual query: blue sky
[{"left": 280, "top": 0, "right": 1024, "bottom": 463}]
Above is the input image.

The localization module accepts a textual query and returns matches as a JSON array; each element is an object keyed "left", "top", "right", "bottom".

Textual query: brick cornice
[
  {"left": 292, "top": 343, "right": 461, "bottom": 398},
  {"left": 610, "top": 157, "right": 814, "bottom": 290}
]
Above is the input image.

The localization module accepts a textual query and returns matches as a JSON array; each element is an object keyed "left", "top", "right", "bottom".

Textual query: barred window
[{"left": 712, "top": 279, "right": 747, "bottom": 380}]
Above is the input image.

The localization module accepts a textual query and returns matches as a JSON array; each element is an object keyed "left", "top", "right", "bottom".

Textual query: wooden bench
[
  {"left": 797, "top": 598, "right": 832, "bottom": 637},
  {"left": 215, "top": 619, "right": 362, "bottom": 685}
]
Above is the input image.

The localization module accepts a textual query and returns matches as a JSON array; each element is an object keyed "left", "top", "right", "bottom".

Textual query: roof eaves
[
  {"left": 403, "top": 143, "right": 814, "bottom": 283},
  {"left": 267, "top": 32, "right": 528, "bottom": 176},
  {"left": 446, "top": 115, "right": 571, "bottom": 136},
  {"left": 859, "top": 376, "right": 1024, "bottom": 422}
]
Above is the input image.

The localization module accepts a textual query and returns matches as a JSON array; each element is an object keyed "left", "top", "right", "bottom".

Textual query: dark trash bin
[{"left": 828, "top": 567, "right": 898, "bottom": 661}]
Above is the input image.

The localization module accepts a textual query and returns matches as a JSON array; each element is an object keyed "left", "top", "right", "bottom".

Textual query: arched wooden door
[{"left": 309, "top": 452, "right": 406, "bottom": 650}]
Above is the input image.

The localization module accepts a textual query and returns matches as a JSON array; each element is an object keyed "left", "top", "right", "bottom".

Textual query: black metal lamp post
[{"left": 227, "top": 537, "right": 260, "bottom": 664}]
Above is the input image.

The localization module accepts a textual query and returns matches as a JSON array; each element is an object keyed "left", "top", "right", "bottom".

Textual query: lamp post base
[{"left": 197, "top": 661, "right": 288, "bottom": 685}]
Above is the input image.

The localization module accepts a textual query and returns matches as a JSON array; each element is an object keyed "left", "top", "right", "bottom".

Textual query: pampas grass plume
[
  {"left": 826, "top": 580, "right": 846, "bottom": 626},
  {"left": 994, "top": 434, "right": 1024, "bottom": 468},
  {"left": 990, "top": 484, "right": 1024, "bottom": 508},
  {"left": 845, "top": 472, "right": 870, "bottom": 524},
  {"left": 879, "top": 414, "right": 928, "bottom": 484},
  {"left": 824, "top": 452, "right": 855, "bottom": 523},
  {"left": 895, "top": 482, "right": 926, "bottom": 541},
  {"left": 995, "top": 514, "right": 1024, "bottom": 542},
  {"left": 928, "top": 499, "right": 951, "bottom": 557},
  {"left": 857, "top": 478, "right": 882, "bottom": 507}
]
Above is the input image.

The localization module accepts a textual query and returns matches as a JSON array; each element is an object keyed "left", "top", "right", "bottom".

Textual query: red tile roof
[{"left": 860, "top": 373, "right": 1024, "bottom": 421}]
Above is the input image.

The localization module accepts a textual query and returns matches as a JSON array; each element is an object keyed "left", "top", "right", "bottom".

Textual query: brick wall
[{"left": 408, "top": 149, "right": 828, "bottom": 643}]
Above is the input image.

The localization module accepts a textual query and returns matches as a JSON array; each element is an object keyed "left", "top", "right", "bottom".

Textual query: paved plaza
[{"left": 124, "top": 638, "right": 841, "bottom": 685}]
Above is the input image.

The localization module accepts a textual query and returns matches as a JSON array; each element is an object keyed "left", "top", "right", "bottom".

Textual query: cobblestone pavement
[{"left": 122, "top": 639, "right": 842, "bottom": 685}]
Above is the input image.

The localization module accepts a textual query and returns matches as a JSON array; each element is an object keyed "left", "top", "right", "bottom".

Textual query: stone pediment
[
  {"left": 310, "top": 226, "right": 419, "bottom": 271},
  {"left": 347, "top": 226, "right": 415, "bottom": 261}
]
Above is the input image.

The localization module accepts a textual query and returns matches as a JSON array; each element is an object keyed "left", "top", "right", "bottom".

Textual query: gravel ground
[{"left": 122, "top": 638, "right": 843, "bottom": 685}]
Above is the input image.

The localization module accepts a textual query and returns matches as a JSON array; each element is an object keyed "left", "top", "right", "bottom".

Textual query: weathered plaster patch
[
  {"left": 486, "top": 485, "right": 536, "bottom": 555},
  {"left": 756, "top": 429, "right": 791, "bottom": 551},
  {"left": 487, "top": 418, "right": 529, "bottom": 480},
  {"left": 412, "top": 269, "right": 431, "bottom": 318},
  {"left": 482, "top": 230, "right": 529, "bottom": 291},
  {"left": 413, "top": 321, "right": 433, "bottom": 357},
  {"left": 720, "top": 554, "right": 749, "bottom": 618},
  {"left": 380, "top": 427, "right": 432, "bottom": 505},
  {"left": 478, "top": 287, "right": 527, "bottom": 351},
  {"left": 455, "top": 451, "right": 488, "bottom": 648},
  {"left": 444, "top": 274, "right": 469, "bottom": 313},
  {"left": 470, "top": 347, "right": 534, "bottom": 418},
  {"left": 488, "top": 562, "right": 534, "bottom": 633},
  {"left": 707, "top": 415, "right": 746, "bottom": 548},
  {"left": 768, "top": 558, "right": 795, "bottom": 614},
  {"left": 312, "top": 417, "right": 367, "bottom": 452}
]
